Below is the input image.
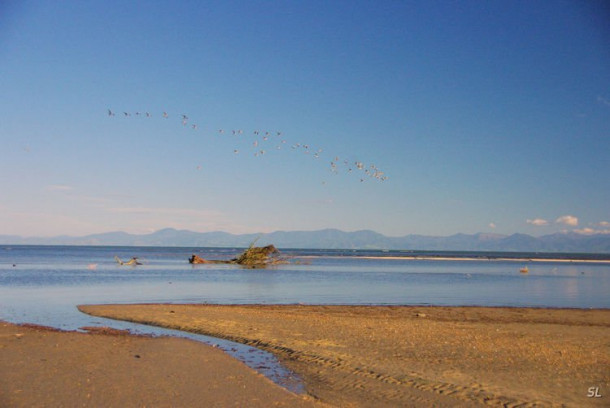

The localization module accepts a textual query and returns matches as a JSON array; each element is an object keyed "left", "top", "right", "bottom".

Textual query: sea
[{"left": 2, "top": 245, "right": 609, "bottom": 391}]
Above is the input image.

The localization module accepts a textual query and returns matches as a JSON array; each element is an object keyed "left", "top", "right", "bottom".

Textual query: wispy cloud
[
  {"left": 107, "top": 206, "right": 223, "bottom": 218},
  {"left": 306, "top": 198, "right": 334, "bottom": 206},
  {"left": 574, "top": 227, "right": 610, "bottom": 235},
  {"left": 104, "top": 206, "right": 253, "bottom": 234},
  {"left": 0, "top": 209, "right": 102, "bottom": 237},
  {"left": 555, "top": 215, "right": 578, "bottom": 227},
  {"left": 44, "top": 184, "right": 74, "bottom": 192},
  {"left": 575, "top": 221, "right": 610, "bottom": 235},
  {"left": 527, "top": 218, "right": 549, "bottom": 226},
  {"left": 43, "top": 186, "right": 123, "bottom": 207},
  {"left": 597, "top": 96, "right": 610, "bottom": 107}
]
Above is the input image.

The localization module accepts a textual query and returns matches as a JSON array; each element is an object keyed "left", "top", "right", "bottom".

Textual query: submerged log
[
  {"left": 189, "top": 254, "right": 211, "bottom": 264},
  {"left": 189, "top": 244, "right": 287, "bottom": 268}
]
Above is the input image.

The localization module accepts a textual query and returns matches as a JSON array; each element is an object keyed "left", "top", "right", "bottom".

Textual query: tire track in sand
[{"left": 116, "top": 318, "right": 558, "bottom": 407}]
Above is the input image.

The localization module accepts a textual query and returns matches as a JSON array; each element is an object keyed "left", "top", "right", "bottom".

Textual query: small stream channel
[{"left": 1, "top": 300, "right": 304, "bottom": 394}]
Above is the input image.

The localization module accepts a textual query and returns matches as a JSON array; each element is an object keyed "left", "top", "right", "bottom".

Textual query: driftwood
[
  {"left": 115, "top": 256, "right": 142, "bottom": 266},
  {"left": 231, "top": 245, "right": 284, "bottom": 267},
  {"left": 189, "top": 254, "right": 212, "bottom": 264},
  {"left": 189, "top": 244, "right": 287, "bottom": 268}
]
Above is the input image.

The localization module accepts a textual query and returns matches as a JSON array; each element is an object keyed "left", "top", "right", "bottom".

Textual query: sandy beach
[
  {"left": 0, "top": 321, "right": 322, "bottom": 407},
  {"left": 77, "top": 304, "right": 610, "bottom": 408},
  {"left": 3, "top": 306, "right": 608, "bottom": 407}
]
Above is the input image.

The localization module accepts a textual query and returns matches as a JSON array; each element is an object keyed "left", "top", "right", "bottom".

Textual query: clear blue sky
[{"left": 1, "top": 0, "right": 609, "bottom": 238}]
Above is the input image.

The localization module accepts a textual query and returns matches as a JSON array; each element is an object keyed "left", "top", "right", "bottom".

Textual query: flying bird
[{"left": 108, "top": 109, "right": 388, "bottom": 184}]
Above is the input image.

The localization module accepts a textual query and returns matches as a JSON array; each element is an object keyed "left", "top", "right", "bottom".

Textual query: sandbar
[
  {"left": 79, "top": 304, "right": 610, "bottom": 407},
  {"left": 296, "top": 255, "right": 610, "bottom": 263}
]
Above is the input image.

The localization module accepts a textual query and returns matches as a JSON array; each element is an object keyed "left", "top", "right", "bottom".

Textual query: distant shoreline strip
[{"left": 293, "top": 255, "right": 610, "bottom": 264}]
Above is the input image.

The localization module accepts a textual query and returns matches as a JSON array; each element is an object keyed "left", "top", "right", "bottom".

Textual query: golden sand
[{"left": 79, "top": 304, "right": 610, "bottom": 407}]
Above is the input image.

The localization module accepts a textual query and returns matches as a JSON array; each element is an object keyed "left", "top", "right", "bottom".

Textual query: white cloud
[
  {"left": 599, "top": 221, "right": 610, "bottom": 227},
  {"left": 527, "top": 218, "right": 549, "bottom": 226},
  {"left": 556, "top": 215, "right": 578, "bottom": 226}
]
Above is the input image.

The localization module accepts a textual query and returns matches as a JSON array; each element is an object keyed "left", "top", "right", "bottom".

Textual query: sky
[{"left": 1, "top": 0, "right": 609, "bottom": 238}]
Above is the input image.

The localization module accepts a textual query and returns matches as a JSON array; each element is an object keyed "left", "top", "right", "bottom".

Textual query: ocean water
[
  {"left": 2, "top": 245, "right": 609, "bottom": 326},
  {"left": 1, "top": 245, "right": 608, "bottom": 392}
]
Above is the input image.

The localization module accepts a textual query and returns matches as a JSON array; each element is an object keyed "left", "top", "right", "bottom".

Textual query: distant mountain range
[{"left": 1, "top": 228, "right": 610, "bottom": 253}]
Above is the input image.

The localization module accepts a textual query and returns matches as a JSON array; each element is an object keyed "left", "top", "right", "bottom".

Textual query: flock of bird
[{"left": 107, "top": 109, "right": 388, "bottom": 183}]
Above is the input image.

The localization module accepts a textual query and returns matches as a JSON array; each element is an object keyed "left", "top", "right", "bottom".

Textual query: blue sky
[{"left": 1, "top": 0, "right": 609, "bottom": 238}]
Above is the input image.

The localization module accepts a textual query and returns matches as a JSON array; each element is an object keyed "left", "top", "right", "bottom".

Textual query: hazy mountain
[{"left": 1, "top": 228, "right": 609, "bottom": 253}]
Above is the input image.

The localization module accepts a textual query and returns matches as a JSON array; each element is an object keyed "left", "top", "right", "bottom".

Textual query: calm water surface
[{"left": 2, "top": 245, "right": 609, "bottom": 322}]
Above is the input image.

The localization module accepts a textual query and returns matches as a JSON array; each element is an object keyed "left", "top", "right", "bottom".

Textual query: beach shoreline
[
  {"left": 293, "top": 255, "right": 610, "bottom": 263},
  {"left": 2, "top": 304, "right": 608, "bottom": 407},
  {"left": 76, "top": 304, "right": 610, "bottom": 407}
]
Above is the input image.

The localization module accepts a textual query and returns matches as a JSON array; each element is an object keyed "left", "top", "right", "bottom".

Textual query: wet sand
[
  {"left": 0, "top": 321, "right": 322, "bottom": 407},
  {"left": 80, "top": 304, "right": 610, "bottom": 407}
]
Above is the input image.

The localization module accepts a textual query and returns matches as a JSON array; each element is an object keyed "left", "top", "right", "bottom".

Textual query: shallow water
[
  {"left": 1, "top": 245, "right": 609, "bottom": 392},
  {"left": 2, "top": 245, "right": 609, "bottom": 321}
]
